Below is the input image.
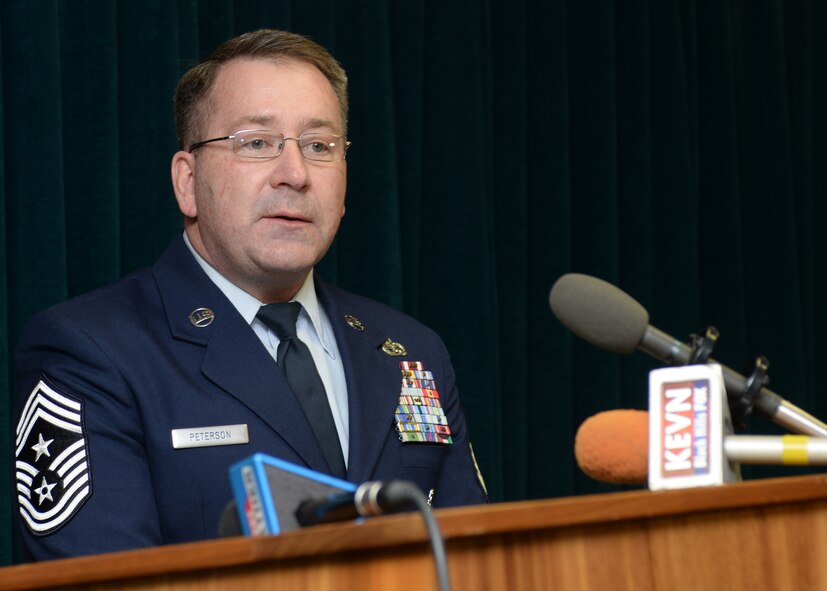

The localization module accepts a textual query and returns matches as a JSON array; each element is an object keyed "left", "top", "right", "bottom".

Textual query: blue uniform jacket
[{"left": 13, "top": 235, "right": 487, "bottom": 560}]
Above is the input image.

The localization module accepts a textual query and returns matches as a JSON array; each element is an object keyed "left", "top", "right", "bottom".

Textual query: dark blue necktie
[{"left": 257, "top": 302, "right": 347, "bottom": 479}]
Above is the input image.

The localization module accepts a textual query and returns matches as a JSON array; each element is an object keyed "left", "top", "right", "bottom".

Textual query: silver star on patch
[
  {"left": 34, "top": 477, "right": 57, "bottom": 505},
  {"left": 31, "top": 433, "right": 54, "bottom": 462}
]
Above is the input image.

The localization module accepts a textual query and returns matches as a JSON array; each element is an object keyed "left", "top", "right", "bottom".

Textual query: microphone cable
[
  {"left": 295, "top": 480, "right": 452, "bottom": 591},
  {"left": 406, "top": 484, "right": 451, "bottom": 591}
]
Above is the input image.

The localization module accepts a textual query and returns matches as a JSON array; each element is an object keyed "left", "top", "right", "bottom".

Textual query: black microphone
[
  {"left": 295, "top": 480, "right": 421, "bottom": 527},
  {"left": 217, "top": 500, "right": 243, "bottom": 537},
  {"left": 549, "top": 273, "right": 827, "bottom": 437}
]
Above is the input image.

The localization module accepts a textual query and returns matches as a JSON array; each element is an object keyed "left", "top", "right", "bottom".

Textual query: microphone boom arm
[{"left": 551, "top": 273, "right": 827, "bottom": 438}]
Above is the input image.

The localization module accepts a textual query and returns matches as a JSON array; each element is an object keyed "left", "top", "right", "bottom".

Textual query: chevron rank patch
[{"left": 15, "top": 378, "right": 91, "bottom": 536}]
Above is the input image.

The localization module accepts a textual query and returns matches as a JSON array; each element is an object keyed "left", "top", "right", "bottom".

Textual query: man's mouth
[{"left": 265, "top": 212, "right": 310, "bottom": 223}]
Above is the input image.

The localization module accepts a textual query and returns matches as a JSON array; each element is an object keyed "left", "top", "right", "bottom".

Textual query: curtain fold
[
  {"left": 60, "top": 2, "right": 122, "bottom": 295},
  {"left": 2, "top": 0, "right": 826, "bottom": 565}
]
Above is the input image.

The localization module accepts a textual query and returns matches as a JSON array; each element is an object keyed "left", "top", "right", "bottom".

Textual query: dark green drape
[{"left": 3, "top": 0, "right": 827, "bottom": 565}]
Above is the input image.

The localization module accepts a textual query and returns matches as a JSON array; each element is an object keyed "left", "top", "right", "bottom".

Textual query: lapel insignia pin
[
  {"left": 344, "top": 314, "right": 365, "bottom": 331},
  {"left": 189, "top": 308, "right": 215, "bottom": 328},
  {"left": 380, "top": 339, "right": 407, "bottom": 356}
]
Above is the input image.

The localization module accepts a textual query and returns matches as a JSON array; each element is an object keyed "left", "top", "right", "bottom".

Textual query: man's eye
[
  {"left": 236, "top": 134, "right": 279, "bottom": 155},
  {"left": 304, "top": 140, "right": 331, "bottom": 154},
  {"left": 243, "top": 137, "right": 274, "bottom": 151}
]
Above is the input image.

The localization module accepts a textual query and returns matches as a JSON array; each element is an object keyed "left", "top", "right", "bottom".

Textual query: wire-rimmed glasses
[{"left": 189, "top": 130, "right": 351, "bottom": 162}]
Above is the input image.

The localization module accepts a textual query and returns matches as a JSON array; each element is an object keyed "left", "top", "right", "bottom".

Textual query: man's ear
[{"left": 171, "top": 151, "right": 197, "bottom": 218}]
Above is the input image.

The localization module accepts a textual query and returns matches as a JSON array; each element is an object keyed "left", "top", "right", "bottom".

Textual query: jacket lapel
[
  {"left": 152, "top": 236, "right": 330, "bottom": 473},
  {"left": 317, "top": 281, "right": 402, "bottom": 483}
]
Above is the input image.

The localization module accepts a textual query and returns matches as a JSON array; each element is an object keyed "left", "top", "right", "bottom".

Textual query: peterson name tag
[{"left": 171, "top": 424, "right": 249, "bottom": 449}]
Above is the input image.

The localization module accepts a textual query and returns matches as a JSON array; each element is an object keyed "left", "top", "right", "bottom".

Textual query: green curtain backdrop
[{"left": 2, "top": 0, "right": 826, "bottom": 565}]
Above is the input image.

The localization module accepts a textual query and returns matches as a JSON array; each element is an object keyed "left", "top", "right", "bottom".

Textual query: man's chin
[
  {"left": 256, "top": 241, "right": 331, "bottom": 271},
  {"left": 256, "top": 254, "right": 322, "bottom": 278}
]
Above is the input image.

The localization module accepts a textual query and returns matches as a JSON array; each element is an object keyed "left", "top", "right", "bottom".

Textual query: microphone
[
  {"left": 549, "top": 273, "right": 827, "bottom": 437},
  {"left": 574, "top": 409, "right": 650, "bottom": 484},
  {"left": 295, "top": 480, "right": 421, "bottom": 527},
  {"left": 295, "top": 480, "right": 452, "bottom": 591},
  {"left": 226, "top": 455, "right": 451, "bottom": 591},
  {"left": 576, "top": 409, "right": 827, "bottom": 486},
  {"left": 228, "top": 453, "right": 358, "bottom": 536},
  {"left": 217, "top": 500, "right": 243, "bottom": 537}
]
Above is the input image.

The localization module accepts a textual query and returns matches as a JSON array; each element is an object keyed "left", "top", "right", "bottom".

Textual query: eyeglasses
[{"left": 189, "top": 130, "right": 351, "bottom": 162}]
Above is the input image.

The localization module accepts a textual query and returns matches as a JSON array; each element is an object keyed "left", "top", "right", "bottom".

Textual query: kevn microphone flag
[{"left": 648, "top": 364, "right": 741, "bottom": 490}]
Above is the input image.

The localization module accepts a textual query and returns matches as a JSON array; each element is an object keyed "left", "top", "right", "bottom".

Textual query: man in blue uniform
[{"left": 13, "top": 29, "right": 487, "bottom": 561}]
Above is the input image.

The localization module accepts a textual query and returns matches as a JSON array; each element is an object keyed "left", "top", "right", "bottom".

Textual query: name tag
[{"left": 171, "top": 424, "right": 249, "bottom": 449}]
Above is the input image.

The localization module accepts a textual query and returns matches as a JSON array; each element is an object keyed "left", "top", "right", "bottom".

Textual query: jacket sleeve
[
  {"left": 389, "top": 325, "right": 489, "bottom": 508},
  {"left": 13, "top": 307, "right": 162, "bottom": 561},
  {"left": 429, "top": 342, "right": 489, "bottom": 508}
]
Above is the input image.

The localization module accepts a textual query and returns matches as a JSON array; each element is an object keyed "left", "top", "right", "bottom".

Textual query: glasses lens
[
  {"left": 234, "top": 131, "right": 283, "bottom": 159},
  {"left": 300, "top": 134, "right": 345, "bottom": 162}
]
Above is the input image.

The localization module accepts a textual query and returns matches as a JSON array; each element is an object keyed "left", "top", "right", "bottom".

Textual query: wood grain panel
[{"left": 4, "top": 473, "right": 827, "bottom": 591}]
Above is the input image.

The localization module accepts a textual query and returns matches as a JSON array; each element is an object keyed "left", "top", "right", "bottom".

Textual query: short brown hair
[{"left": 174, "top": 29, "right": 349, "bottom": 150}]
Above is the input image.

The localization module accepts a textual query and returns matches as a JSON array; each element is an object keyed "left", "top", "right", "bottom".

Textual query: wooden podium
[{"left": 3, "top": 473, "right": 827, "bottom": 590}]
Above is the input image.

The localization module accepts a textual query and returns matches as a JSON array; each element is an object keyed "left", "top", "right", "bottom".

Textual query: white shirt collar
[{"left": 182, "top": 231, "right": 336, "bottom": 356}]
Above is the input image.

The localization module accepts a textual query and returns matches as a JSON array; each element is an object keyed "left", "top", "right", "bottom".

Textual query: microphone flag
[
  {"left": 229, "top": 453, "right": 356, "bottom": 536},
  {"left": 648, "top": 364, "right": 741, "bottom": 490}
]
